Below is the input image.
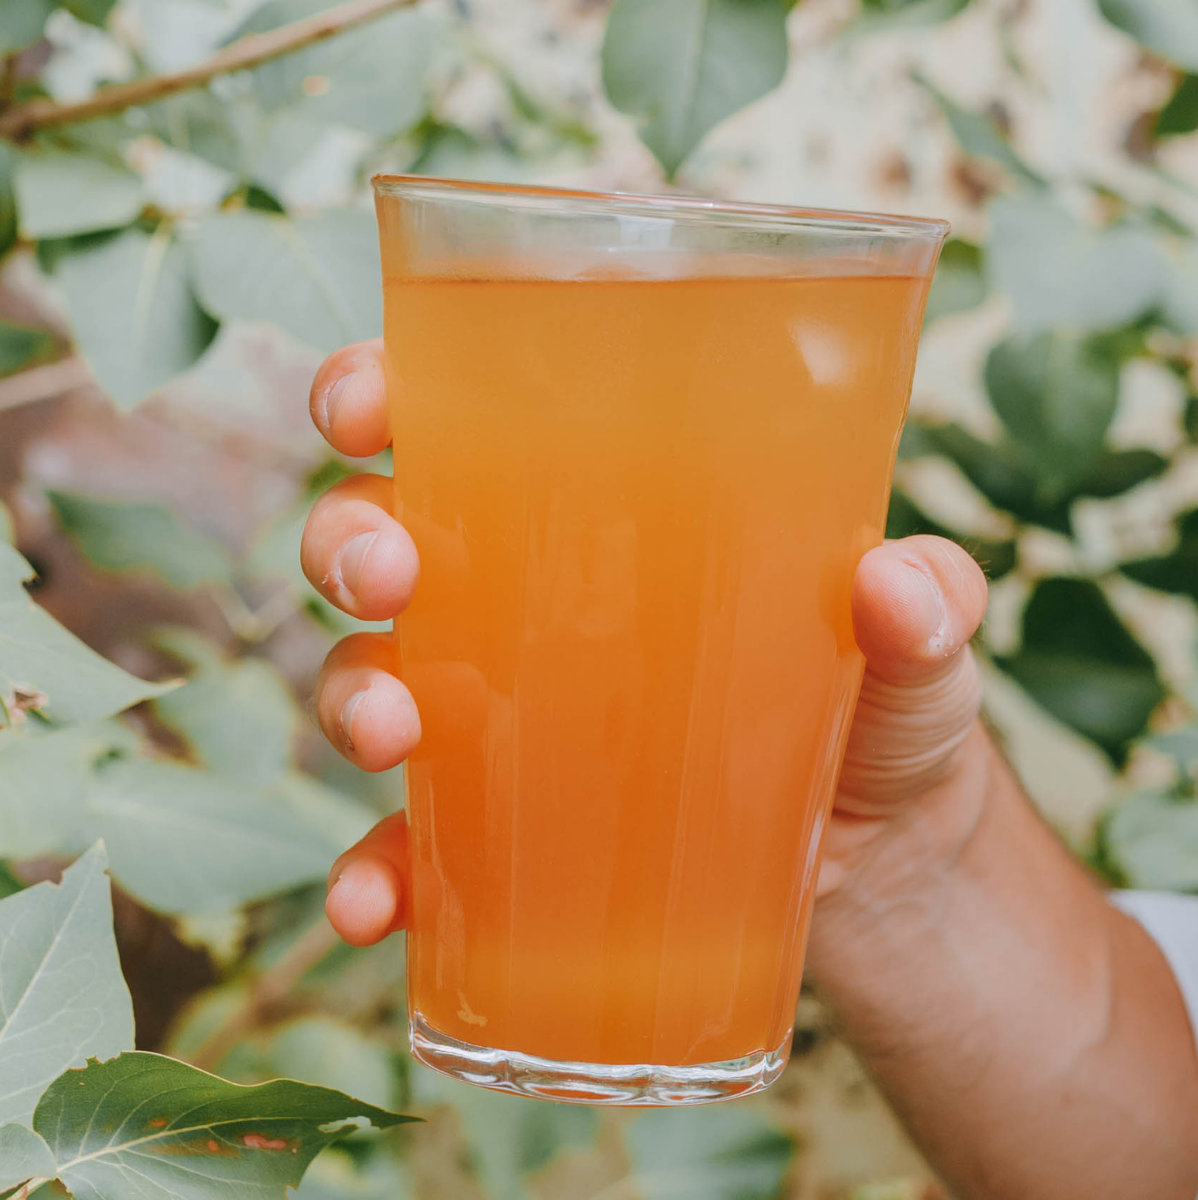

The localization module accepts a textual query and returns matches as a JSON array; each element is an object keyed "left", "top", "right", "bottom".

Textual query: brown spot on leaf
[
  {"left": 5, "top": 685, "right": 48, "bottom": 722},
  {"left": 148, "top": 1118, "right": 168, "bottom": 1128},
  {"left": 208, "top": 1140, "right": 219, "bottom": 1153},
  {"left": 243, "top": 1133, "right": 289, "bottom": 1151}
]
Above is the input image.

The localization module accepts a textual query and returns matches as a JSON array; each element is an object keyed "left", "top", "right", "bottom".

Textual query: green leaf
[
  {"left": 987, "top": 196, "right": 1164, "bottom": 335},
  {"left": 0, "top": 1124, "right": 55, "bottom": 1192},
  {"left": 83, "top": 758, "right": 358, "bottom": 914},
  {"left": 62, "top": 0, "right": 117, "bottom": 25},
  {"left": 985, "top": 333, "right": 1121, "bottom": 505},
  {"left": 923, "top": 238, "right": 985, "bottom": 324},
  {"left": 154, "top": 650, "right": 298, "bottom": 788},
  {"left": 885, "top": 488, "right": 1017, "bottom": 580},
  {"left": 48, "top": 490, "right": 235, "bottom": 589},
  {"left": 1158, "top": 74, "right": 1198, "bottom": 137},
  {"left": 0, "top": 861, "right": 25, "bottom": 898},
  {"left": 0, "top": 321, "right": 54, "bottom": 377},
  {"left": 1097, "top": 0, "right": 1198, "bottom": 71},
  {"left": 15, "top": 151, "right": 145, "bottom": 240},
  {"left": 35, "top": 1051, "right": 413, "bottom": 1199},
  {"left": 996, "top": 577, "right": 1164, "bottom": 762},
  {"left": 601, "top": 0, "right": 790, "bottom": 178},
  {"left": 0, "top": 844, "right": 134, "bottom": 1126},
  {"left": 1122, "top": 509, "right": 1198, "bottom": 602},
  {"left": 1073, "top": 448, "right": 1168, "bottom": 498},
  {"left": 0, "top": 144, "right": 18, "bottom": 260},
  {"left": 192, "top": 209, "right": 382, "bottom": 354},
  {"left": 235, "top": 0, "right": 440, "bottom": 138},
  {"left": 0, "top": 0, "right": 54, "bottom": 55},
  {"left": 624, "top": 1105, "right": 794, "bottom": 1200},
  {"left": 53, "top": 227, "right": 218, "bottom": 408},
  {"left": 916, "top": 75, "right": 1042, "bottom": 185},
  {"left": 0, "top": 542, "right": 174, "bottom": 725},
  {"left": 0, "top": 722, "right": 135, "bottom": 859},
  {"left": 1102, "top": 791, "right": 1198, "bottom": 889}
]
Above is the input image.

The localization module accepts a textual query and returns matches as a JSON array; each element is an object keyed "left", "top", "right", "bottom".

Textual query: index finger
[{"left": 310, "top": 338, "right": 390, "bottom": 457}]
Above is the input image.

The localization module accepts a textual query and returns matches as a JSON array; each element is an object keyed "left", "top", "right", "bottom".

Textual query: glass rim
[{"left": 371, "top": 174, "right": 950, "bottom": 241}]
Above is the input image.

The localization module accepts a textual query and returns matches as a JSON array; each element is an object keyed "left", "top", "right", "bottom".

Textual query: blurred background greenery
[{"left": 2, "top": 0, "right": 1198, "bottom": 1196}]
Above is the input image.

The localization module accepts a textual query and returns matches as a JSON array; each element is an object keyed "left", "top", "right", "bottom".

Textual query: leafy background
[{"left": 1, "top": 0, "right": 1198, "bottom": 1196}]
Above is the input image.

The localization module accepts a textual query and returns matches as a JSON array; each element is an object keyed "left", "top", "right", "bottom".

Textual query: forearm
[{"left": 808, "top": 723, "right": 1198, "bottom": 1200}]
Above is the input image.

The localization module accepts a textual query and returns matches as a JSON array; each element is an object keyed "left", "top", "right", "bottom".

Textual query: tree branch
[{"left": 0, "top": 0, "right": 417, "bottom": 142}]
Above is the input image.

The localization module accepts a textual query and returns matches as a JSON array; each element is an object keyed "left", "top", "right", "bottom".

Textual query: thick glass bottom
[{"left": 409, "top": 1011, "right": 790, "bottom": 1105}]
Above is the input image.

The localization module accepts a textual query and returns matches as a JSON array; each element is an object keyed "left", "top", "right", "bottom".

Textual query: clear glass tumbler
[{"left": 373, "top": 176, "right": 947, "bottom": 1104}]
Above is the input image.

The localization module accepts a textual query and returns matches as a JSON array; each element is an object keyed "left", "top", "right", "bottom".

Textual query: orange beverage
[{"left": 375, "top": 178, "right": 946, "bottom": 1104}]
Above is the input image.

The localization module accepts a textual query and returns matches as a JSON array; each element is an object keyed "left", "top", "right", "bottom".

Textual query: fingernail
[
  {"left": 338, "top": 530, "right": 379, "bottom": 596},
  {"left": 911, "top": 566, "right": 949, "bottom": 653},
  {"left": 340, "top": 688, "right": 369, "bottom": 751},
  {"left": 326, "top": 857, "right": 398, "bottom": 933},
  {"left": 319, "top": 376, "right": 351, "bottom": 431}
]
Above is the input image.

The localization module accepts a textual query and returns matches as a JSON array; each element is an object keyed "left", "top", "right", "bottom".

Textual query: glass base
[{"left": 409, "top": 1011, "right": 790, "bottom": 1105}]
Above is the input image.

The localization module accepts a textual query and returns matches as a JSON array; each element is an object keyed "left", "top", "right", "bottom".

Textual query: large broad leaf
[
  {"left": 1103, "top": 790, "right": 1198, "bottom": 890},
  {"left": 15, "top": 151, "right": 145, "bottom": 240},
  {"left": 624, "top": 1105, "right": 794, "bottom": 1200},
  {"left": 985, "top": 333, "right": 1120, "bottom": 506},
  {"left": 34, "top": 1051, "right": 413, "bottom": 1199},
  {"left": 192, "top": 209, "right": 382, "bottom": 354},
  {"left": 0, "top": 1124, "right": 55, "bottom": 1192},
  {"left": 1158, "top": 74, "right": 1198, "bottom": 137},
  {"left": 601, "top": 0, "right": 790, "bottom": 178},
  {"left": 0, "top": 723, "right": 135, "bottom": 859},
  {"left": 1097, "top": 0, "right": 1198, "bottom": 71},
  {"left": 0, "top": 542, "right": 174, "bottom": 725},
  {"left": 0, "top": 845, "right": 134, "bottom": 1127},
  {"left": 1122, "top": 508, "right": 1198, "bottom": 601},
  {"left": 987, "top": 196, "right": 1164, "bottom": 335},
  {"left": 908, "top": 420, "right": 1166, "bottom": 533},
  {"left": 0, "top": 0, "right": 54, "bottom": 55},
  {"left": 82, "top": 758, "right": 352, "bottom": 915},
  {"left": 49, "top": 490, "right": 235, "bottom": 590},
  {"left": 234, "top": 0, "right": 440, "bottom": 138},
  {"left": 923, "top": 238, "right": 985, "bottom": 324},
  {"left": 54, "top": 227, "right": 218, "bottom": 409},
  {"left": 885, "top": 488, "right": 1017, "bottom": 580},
  {"left": 997, "top": 577, "right": 1164, "bottom": 762},
  {"left": 154, "top": 643, "right": 298, "bottom": 789}
]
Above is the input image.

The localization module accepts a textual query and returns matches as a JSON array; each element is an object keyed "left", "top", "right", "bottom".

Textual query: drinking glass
[{"left": 373, "top": 175, "right": 947, "bottom": 1104}]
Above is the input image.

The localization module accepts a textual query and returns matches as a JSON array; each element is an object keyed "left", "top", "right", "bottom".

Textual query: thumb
[{"left": 837, "top": 535, "right": 988, "bottom": 815}]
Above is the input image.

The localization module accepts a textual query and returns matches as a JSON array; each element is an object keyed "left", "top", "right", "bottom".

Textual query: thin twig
[
  {"left": 188, "top": 919, "right": 341, "bottom": 1072},
  {"left": 0, "top": 0, "right": 416, "bottom": 141}
]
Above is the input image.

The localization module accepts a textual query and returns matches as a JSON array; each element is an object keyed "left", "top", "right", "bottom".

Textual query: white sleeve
[{"left": 1110, "top": 889, "right": 1198, "bottom": 1043}]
